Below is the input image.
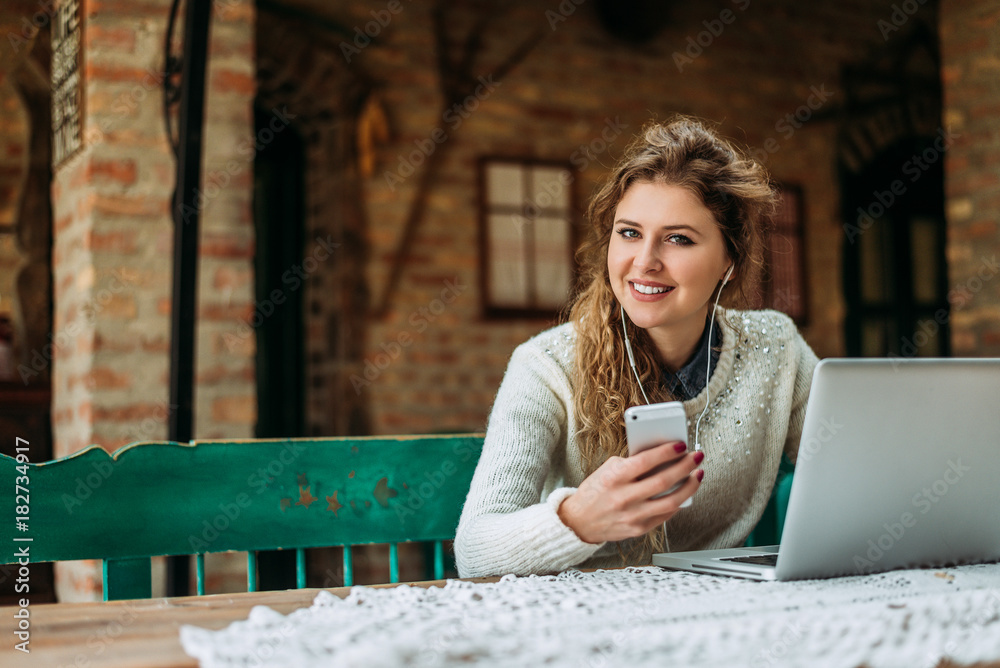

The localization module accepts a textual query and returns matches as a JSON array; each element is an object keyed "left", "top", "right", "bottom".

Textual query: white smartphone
[{"left": 624, "top": 401, "right": 693, "bottom": 506}]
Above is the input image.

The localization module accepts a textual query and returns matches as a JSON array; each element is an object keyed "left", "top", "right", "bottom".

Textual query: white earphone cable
[
  {"left": 693, "top": 264, "right": 733, "bottom": 451},
  {"left": 621, "top": 308, "right": 651, "bottom": 405}
]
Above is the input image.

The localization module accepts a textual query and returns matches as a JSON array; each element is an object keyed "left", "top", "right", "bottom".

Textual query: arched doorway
[{"left": 838, "top": 20, "right": 949, "bottom": 358}]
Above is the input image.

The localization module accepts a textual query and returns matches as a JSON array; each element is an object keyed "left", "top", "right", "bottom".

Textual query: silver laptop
[{"left": 653, "top": 358, "right": 1000, "bottom": 580}]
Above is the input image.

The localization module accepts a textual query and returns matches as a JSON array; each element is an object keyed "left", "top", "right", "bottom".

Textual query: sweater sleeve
[
  {"left": 454, "top": 343, "right": 605, "bottom": 577},
  {"left": 783, "top": 331, "right": 820, "bottom": 465}
]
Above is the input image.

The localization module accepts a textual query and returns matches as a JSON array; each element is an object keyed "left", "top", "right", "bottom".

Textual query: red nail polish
[
  {"left": 674, "top": 442, "right": 687, "bottom": 453},
  {"left": 693, "top": 451, "right": 705, "bottom": 465},
  {"left": 696, "top": 469, "right": 705, "bottom": 482}
]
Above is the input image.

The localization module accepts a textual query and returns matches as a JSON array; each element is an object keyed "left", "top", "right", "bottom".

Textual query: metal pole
[{"left": 166, "top": 0, "right": 212, "bottom": 597}]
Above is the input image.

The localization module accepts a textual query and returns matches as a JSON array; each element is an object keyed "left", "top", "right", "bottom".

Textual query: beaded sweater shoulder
[{"left": 454, "top": 308, "right": 819, "bottom": 578}]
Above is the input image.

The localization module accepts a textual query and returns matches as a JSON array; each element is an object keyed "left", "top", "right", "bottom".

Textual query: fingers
[
  {"left": 645, "top": 465, "right": 704, "bottom": 522},
  {"left": 619, "top": 471, "right": 705, "bottom": 536},
  {"left": 628, "top": 440, "right": 688, "bottom": 477},
  {"left": 631, "top": 449, "right": 704, "bottom": 503},
  {"left": 572, "top": 445, "right": 705, "bottom": 543},
  {"left": 590, "top": 443, "right": 679, "bottom": 491}
]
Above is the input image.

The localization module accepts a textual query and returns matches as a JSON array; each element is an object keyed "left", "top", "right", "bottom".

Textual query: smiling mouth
[{"left": 630, "top": 282, "right": 674, "bottom": 295}]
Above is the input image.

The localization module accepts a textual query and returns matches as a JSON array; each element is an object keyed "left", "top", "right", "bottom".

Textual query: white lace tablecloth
[{"left": 180, "top": 564, "right": 1000, "bottom": 667}]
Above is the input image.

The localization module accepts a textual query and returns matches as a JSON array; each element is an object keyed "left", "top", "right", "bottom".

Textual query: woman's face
[{"left": 608, "top": 181, "right": 732, "bottom": 350}]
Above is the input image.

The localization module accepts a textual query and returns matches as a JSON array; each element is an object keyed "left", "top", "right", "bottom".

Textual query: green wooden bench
[
  {"left": 1, "top": 434, "right": 791, "bottom": 601},
  {"left": 1, "top": 434, "right": 484, "bottom": 600}
]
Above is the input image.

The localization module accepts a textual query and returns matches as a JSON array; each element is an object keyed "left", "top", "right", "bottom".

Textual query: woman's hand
[{"left": 556, "top": 442, "right": 704, "bottom": 544}]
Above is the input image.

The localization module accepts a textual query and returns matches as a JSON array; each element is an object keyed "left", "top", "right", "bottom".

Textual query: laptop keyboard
[{"left": 719, "top": 554, "right": 779, "bottom": 567}]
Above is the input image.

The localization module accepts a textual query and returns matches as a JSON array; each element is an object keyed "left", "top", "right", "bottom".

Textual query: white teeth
[{"left": 632, "top": 282, "right": 670, "bottom": 295}]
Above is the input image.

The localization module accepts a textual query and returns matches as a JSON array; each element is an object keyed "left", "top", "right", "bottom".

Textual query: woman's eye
[
  {"left": 617, "top": 228, "right": 640, "bottom": 239},
  {"left": 667, "top": 234, "right": 693, "bottom": 245}
]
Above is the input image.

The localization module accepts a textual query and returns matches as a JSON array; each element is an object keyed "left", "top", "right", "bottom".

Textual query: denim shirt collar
[{"left": 663, "top": 318, "right": 722, "bottom": 401}]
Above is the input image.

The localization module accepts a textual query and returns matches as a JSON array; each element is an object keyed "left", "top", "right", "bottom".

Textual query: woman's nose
[{"left": 633, "top": 240, "right": 662, "bottom": 271}]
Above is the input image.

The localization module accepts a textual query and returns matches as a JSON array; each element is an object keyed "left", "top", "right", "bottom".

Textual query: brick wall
[
  {"left": 46, "top": 0, "right": 256, "bottom": 601},
  {"left": 940, "top": 0, "right": 1000, "bottom": 354}
]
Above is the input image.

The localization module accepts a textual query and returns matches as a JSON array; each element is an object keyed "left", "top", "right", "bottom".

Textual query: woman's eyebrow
[{"left": 613, "top": 219, "right": 702, "bottom": 234}]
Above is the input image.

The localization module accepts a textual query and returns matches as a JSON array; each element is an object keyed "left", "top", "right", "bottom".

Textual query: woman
[{"left": 455, "top": 117, "right": 818, "bottom": 577}]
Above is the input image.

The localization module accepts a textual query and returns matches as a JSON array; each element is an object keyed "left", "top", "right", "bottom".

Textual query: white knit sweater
[{"left": 455, "top": 308, "right": 819, "bottom": 578}]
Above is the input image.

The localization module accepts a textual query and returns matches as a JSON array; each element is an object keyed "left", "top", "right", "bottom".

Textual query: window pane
[
  {"left": 914, "top": 322, "right": 942, "bottom": 356},
  {"left": 0, "top": 233, "right": 18, "bottom": 320},
  {"left": 485, "top": 163, "right": 524, "bottom": 207},
  {"left": 910, "top": 216, "right": 939, "bottom": 304},
  {"left": 859, "top": 218, "right": 892, "bottom": 303},
  {"left": 530, "top": 167, "right": 570, "bottom": 213},
  {"left": 480, "top": 159, "right": 574, "bottom": 314},
  {"left": 533, "top": 216, "right": 572, "bottom": 308},
  {"left": 488, "top": 213, "right": 528, "bottom": 307},
  {"left": 861, "top": 319, "right": 884, "bottom": 357}
]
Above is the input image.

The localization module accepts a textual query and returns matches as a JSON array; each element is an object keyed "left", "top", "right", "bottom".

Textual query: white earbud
[{"left": 722, "top": 263, "right": 734, "bottom": 286}]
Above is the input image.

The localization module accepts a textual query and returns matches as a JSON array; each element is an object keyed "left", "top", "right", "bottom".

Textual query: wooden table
[{"left": 0, "top": 578, "right": 498, "bottom": 668}]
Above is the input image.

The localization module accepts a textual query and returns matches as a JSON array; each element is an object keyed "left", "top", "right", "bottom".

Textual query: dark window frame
[{"left": 477, "top": 156, "right": 578, "bottom": 320}]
